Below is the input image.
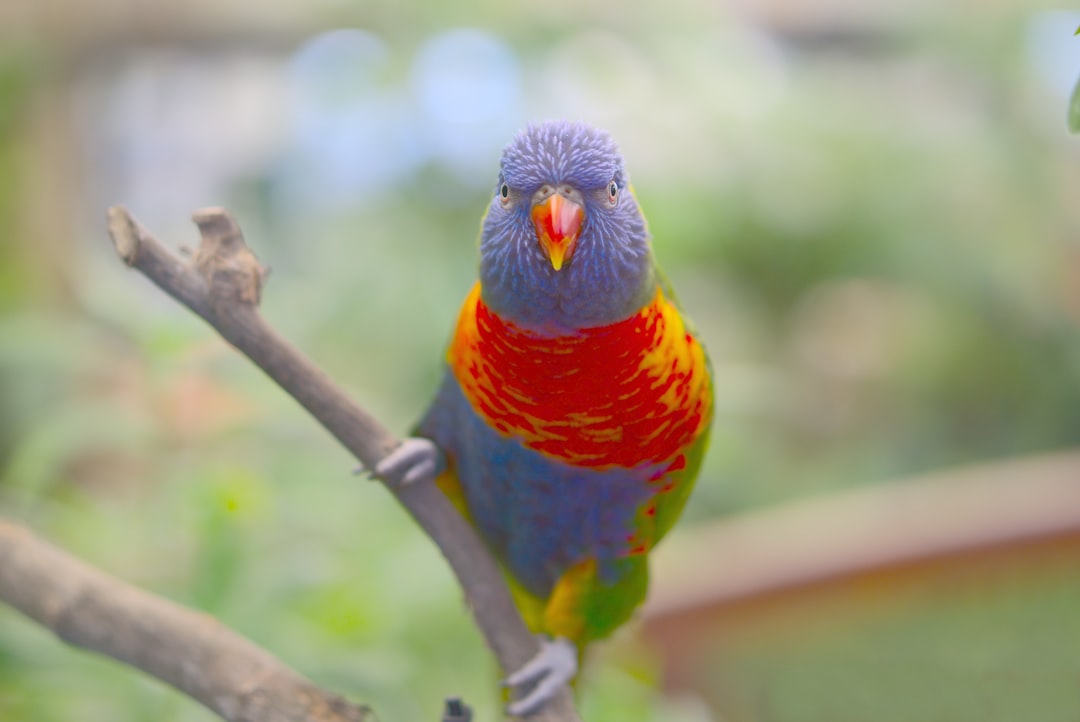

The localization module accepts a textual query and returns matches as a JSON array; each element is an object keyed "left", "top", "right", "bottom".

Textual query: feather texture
[{"left": 414, "top": 120, "right": 713, "bottom": 647}]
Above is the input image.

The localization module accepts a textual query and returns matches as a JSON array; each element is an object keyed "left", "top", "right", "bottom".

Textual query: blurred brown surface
[{"left": 643, "top": 452, "right": 1080, "bottom": 718}]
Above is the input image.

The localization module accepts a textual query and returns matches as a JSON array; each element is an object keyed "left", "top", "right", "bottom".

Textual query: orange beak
[{"left": 531, "top": 193, "right": 584, "bottom": 271}]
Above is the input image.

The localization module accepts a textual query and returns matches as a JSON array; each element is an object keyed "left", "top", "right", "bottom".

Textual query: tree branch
[
  {"left": 0, "top": 520, "right": 374, "bottom": 722},
  {"left": 101, "top": 206, "right": 581, "bottom": 721}
]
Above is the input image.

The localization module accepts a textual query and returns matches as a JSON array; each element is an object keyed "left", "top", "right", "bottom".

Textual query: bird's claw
[
  {"left": 504, "top": 636, "right": 577, "bottom": 717},
  {"left": 373, "top": 437, "right": 443, "bottom": 488}
]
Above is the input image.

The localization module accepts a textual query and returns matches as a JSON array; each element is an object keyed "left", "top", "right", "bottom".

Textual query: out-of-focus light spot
[
  {"left": 79, "top": 52, "right": 287, "bottom": 235},
  {"left": 411, "top": 29, "right": 522, "bottom": 191},
  {"left": 1026, "top": 11, "right": 1080, "bottom": 97},
  {"left": 288, "top": 29, "right": 388, "bottom": 109},
  {"left": 411, "top": 29, "right": 520, "bottom": 124},
  {"left": 284, "top": 29, "right": 424, "bottom": 207}
]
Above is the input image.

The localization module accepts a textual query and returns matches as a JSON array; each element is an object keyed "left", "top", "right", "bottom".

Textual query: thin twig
[{"left": 103, "top": 205, "right": 581, "bottom": 721}]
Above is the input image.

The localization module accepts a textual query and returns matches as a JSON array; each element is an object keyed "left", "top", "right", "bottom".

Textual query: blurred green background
[{"left": 2, "top": 0, "right": 1080, "bottom": 720}]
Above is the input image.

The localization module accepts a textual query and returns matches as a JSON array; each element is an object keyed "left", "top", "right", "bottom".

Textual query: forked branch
[
  {"left": 100, "top": 206, "right": 580, "bottom": 720},
  {"left": 0, "top": 207, "right": 583, "bottom": 721}
]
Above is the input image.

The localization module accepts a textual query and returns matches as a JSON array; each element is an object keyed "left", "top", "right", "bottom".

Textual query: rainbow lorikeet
[{"left": 377, "top": 121, "right": 713, "bottom": 715}]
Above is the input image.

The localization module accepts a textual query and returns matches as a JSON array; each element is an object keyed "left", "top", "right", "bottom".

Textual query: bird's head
[{"left": 478, "top": 121, "right": 655, "bottom": 333}]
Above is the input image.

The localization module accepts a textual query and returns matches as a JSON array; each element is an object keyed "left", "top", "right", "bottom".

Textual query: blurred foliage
[
  {"left": 1072, "top": 26, "right": 1080, "bottom": 131},
  {"left": 1070, "top": 73, "right": 1080, "bottom": 131},
  {"left": 1, "top": 2, "right": 1080, "bottom": 721},
  {"left": 0, "top": 46, "right": 39, "bottom": 307}
]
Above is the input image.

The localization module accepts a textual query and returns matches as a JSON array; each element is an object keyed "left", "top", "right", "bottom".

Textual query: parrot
[{"left": 376, "top": 120, "right": 713, "bottom": 716}]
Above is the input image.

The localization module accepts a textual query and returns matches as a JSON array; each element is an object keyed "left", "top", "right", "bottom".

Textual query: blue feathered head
[{"left": 478, "top": 121, "right": 655, "bottom": 333}]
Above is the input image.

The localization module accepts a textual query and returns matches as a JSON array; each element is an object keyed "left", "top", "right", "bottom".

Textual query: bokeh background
[{"left": 2, "top": 0, "right": 1080, "bottom": 720}]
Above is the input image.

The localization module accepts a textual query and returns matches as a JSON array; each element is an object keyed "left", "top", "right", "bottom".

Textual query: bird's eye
[
  {"left": 607, "top": 180, "right": 619, "bottom": 206},
  {"left": 498, "top": 183, "right": 511, "bottom": 206}
]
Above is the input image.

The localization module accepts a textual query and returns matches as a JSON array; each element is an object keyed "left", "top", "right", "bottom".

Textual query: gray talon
[
  {"left": 504, "top": 636, "right": 577, "bottom": 717},
  {"left": 374, "top": 437, "right": 443, "bottom": 487}
]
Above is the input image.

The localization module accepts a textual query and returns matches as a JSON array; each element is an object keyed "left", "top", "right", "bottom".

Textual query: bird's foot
[
  {"left": 503, "top": 636, "right": 578, "bottom": 717},
  {"left": 371, "top": 437, "right": 444, "bottom": 488}
]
